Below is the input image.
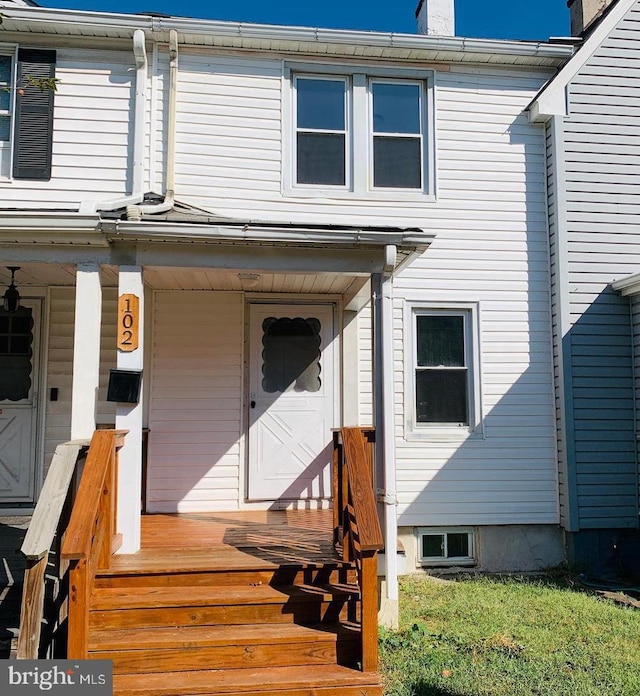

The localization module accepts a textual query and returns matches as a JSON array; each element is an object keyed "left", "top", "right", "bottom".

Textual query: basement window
[{"left": 417, "top": 528, "right": 475, "bottom": 567}]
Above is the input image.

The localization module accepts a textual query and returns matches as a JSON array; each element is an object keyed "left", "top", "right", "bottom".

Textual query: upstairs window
[
  {"left": 295, "top": 76, "right": 347, "bottom": 187},
  {"left": 287, "top": 67, "right": 433, "bottom": 195},
  {"left": 371, "top": 80, "right": 423, "bottom": 189},
  {"left": 0, "top": 47, "right": 56, "bottom": 180},
  {"left": 0, "top": 55, "right": 12, "bottom": 145}
]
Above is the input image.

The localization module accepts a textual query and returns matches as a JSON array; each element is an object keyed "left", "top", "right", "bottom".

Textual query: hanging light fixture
[{"left": 3, "top": 267, "right": 21, "bottom": 313}]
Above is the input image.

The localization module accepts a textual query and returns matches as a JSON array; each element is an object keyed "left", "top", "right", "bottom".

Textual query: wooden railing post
[
  {"left": 67, "top": 560, "right": 90, "bottom": 659},
  {"left": 61, "top": 429, "right": 127, "bottom": 660},
  {"left": 333, "top": 427, "right": 383, "bottom": 674},
  {"left": 360, "top": 551, "right": 379, "bottom": 673}
]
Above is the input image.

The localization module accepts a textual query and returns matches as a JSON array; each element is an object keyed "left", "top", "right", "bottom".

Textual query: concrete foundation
[{"left": 398, "top": 524, "right": 565, "bottom": 573}]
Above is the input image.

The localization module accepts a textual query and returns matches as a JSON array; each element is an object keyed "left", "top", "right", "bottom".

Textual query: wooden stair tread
[
  {"left": 102, "top": 547, "right": 345, "bottom": 576},
  {"left": 113, "top": 664, "right": 382, "bottom": 695},
  {"left": 89, "top": 622, "right": 360, "bottom": 651},
  {"left": 91, "top": 583, "right": 359, "bottom": 610}
]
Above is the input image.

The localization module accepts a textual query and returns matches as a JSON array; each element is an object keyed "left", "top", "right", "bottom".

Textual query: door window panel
[
  {"left": 262, "top": 317, "right": 321, "bottom": 393},
  {"left": 0, "top": 306, "right": 34, "bottom": 401}
]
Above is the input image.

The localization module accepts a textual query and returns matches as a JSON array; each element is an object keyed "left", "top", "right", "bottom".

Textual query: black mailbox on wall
[{"left": 107, "top": 368, "right": 143, "bottom": 404}]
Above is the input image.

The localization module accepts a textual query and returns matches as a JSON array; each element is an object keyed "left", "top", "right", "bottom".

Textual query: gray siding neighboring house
[{"left": 531, "top": 0, "right": 640, "bottom": 576}]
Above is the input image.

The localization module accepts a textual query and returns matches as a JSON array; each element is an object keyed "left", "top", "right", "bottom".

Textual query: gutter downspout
[
  {"left": 128, "top": 29, "right": 178, "bottom": 219},
  {"left": 79, "top": 29, "right": 148, "bottom": 215},
  {"left": 374, "top": 244, "right": 399, "bottom": 628}
]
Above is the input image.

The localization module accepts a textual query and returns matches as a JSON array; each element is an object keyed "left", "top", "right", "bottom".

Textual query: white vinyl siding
[
  {"left": 0, "top": 49, "right": 136, "bottom": 207},
  {"left": 44, "top": 286, "right": 117, "bottom": 474},
  {"left": 147, "top": 291, "right": 243, "bottom": 513},
  {"left": 393, "top": 68, "right": 558, "bottom": 527}
]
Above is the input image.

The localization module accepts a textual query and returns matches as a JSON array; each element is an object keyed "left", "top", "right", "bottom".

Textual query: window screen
[
  {"left": 296, "top": 77, "right": 346, "bottom": 186},
  {"left": 415, "top": 314, "right": 469, "bottom": 424},
  {"left": 372, "top": 81, "right": 422, "bottom": 189}
]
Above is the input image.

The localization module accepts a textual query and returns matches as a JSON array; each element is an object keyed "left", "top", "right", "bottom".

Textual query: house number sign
[{"left": 117, "top": 294, "right": 139, "bottom": 352}]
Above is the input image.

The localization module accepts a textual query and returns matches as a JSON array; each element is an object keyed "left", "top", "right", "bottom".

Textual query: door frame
[
  {"left": 242, "top": 297, "right": 341, "bottom": 507},
  {"left": 0, "top": 296, "right": 44, "bottom": 510}
]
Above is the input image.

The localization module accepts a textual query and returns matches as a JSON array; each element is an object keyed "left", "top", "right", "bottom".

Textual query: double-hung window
[
  {"left": 408, "top": 307, "right": 480, "bottom": 434},
  {"left": 0, "top": 47, "right": 56, "bottom": 180},
  {"left": 0, "top": 53, "right": 13, "bottom": 176},
  {"left": 288, "top": 67, "right": 432, "bottom": 195},
  {"left": 371, "top": 80, "right": 423, "bottom": 189},
  {"left": 295, "top": 76, "right": 348, "bottom": 187}
]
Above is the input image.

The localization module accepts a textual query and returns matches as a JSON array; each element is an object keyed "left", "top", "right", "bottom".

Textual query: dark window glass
[
  {"left": 417, "top": 315, "right": 465, "bottom": 367},
  {"left": 0, "top": 307, "right": 33, "bottom": 400},
  {"left": 416, "top": 369, "right": 468, "bottom": 424},
  {"left": 447, "top": 533, "right": 469, "bottom": 558},
  {"left": 262, "top": 317, "right": 322, "bottom": 393},
  {"left": 422, "top": 534, "right": 444, "bottom": 558},
  {"left": 372, "top": 82, "right": 420, "bottom": 134},
  {"left": 373, "top": 136, "right": 421, "bottom": 189},
  {"left": 297, "top": 133, "right": 345, "bottom": 186},
  {"left": 297, "top": 78, "right": 345, "bottom": 131},
  {"left": 10, "top": 335, "right": 30, "bottom": 355},
  {"left": 11, "top": 316, "right": 32, "bottom": 334}
]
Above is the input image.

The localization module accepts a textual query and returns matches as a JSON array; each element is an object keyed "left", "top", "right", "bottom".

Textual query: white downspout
[
  {"left": 128, "top": 29, "right": 178, "bottom": 219},
  {"left": 79, "top": 29, "right": 148, "bottom": 215},
  {"left": 374, "top": 245, "right": 399, "bottom": 627}
]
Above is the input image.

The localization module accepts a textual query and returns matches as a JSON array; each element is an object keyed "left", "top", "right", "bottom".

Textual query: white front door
[
  {"left": 248, "top": 304, "right": 335, "bottom": 502},
  {"left": 0, "top": 299, "right": 41, "bottom": 504}
]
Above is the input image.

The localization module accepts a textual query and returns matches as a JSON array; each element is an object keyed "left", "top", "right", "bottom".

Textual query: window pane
[
  {"left": 416, "top": 369, "right": 468, "bottom": 424},
  {"left": 0, "top": 56, "right": 11, "bottom": 85},
  {"left": 417, "top": 315, "right": 465, "bottom": 367},
  {"left": 0, "top": 89, "right": 9, "bottom": 112},
  {"left": 422, "top": 534, "right": 444, "bottom": 558},
  {"left": 373, "top": 136, "right": 421, "bottom": 189},
  {"left": 0, "top": 307, "right": 33, "bottom": 400},
  {"left": 372, "top": 82, "right": 420, "bottom": 134},
  {"left": 0, "top": 116, "right": 10, "bottom": 142},
  {"left": 297, "top": 132, "right": 345, "bottom": 185},
  {"left": 262, "top": 317, "right": 321, "bottom": 393},
  {"left": 447, "top": 533, "right": 469, "bottom": 558},
  {"left": 297, "top": 78, "right": 345, "bottom": 131}
]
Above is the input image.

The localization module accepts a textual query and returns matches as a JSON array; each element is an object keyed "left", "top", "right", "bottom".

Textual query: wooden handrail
[
  {"left": 61, "top": 429, "right": 126, "bottom": 659},
  {"left": 17, "top": 440, "right": 89, "bottom": 659},
  {"left": 333, "top": 426, "right": 383, "bottom": 673}
]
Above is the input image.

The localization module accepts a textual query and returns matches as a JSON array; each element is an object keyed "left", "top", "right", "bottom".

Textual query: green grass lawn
[{"left": 380, "top": 574, "right": 640, "bottom": 696}]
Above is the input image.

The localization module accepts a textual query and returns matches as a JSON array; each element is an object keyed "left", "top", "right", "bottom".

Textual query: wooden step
[
  {"left": 90, "top": 584, "right": 359, "bottom": 630},
  {"left": 113, "top": 664, "right": 383, "bottom": 696},
  {"left": 95, "top": 565, "right": 355, "bottom": 589},
  {"left": 89, "top": 623, "right": 360, "bottom": 673}
]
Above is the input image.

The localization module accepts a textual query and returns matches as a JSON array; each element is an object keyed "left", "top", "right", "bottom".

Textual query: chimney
[
  {"left": 567, "top": 0, "right": 615, "bottom": 35},
  {"left": 415, "top": 0, "right": 455, "bottom": 36}
]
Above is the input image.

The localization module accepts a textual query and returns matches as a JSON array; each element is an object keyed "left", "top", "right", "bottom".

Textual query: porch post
[
  {"left": 115, "top": 265, "right": 144, "bottom": 554},
  {"left": 372, "top": 268, "right": 399, "bottom": 628},
  {"left": 70, "top": 263, "right": 102, "bottom": 440}
]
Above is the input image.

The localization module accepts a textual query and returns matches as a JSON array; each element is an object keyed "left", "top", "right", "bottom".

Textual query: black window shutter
[{"left": 13, "top": 48, "right": 56, "bottom": 180}]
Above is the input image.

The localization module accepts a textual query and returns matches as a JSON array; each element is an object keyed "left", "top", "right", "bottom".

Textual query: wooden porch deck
[{"left": 108, "top": 510, "right": 339, "bottom": 574}]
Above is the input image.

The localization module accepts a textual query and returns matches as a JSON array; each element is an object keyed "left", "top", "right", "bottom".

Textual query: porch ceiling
[
  {"left": 0, "top": 263, "right": 364, "bottom": 296},
  {"left": 0, "top": 263, "right": 119, "bottom": 288},
  {"left": 142, "top": 267, "right": 361, "bottom": 293}
]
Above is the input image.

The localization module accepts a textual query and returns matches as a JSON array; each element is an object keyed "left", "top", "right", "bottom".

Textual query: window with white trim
[
  {"left": 370, "top": 80, "right": 423, "bottom": 189},
  {"left": 0, "top": 52, "right": 14, "bottom": 176},
  {"left": 294, "top": 75, "right": 348, "bottom": 187},
  {"left": 417, "top": 528, "right": 475, "bottom": 567},
  {"left": 289, "top": 69, "right": 432, "bottom": 195},
  {"left": 407, "top": 306, "right": 480, "bottom": 436}
]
